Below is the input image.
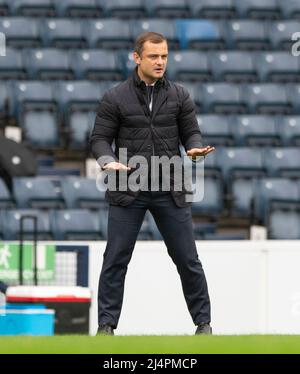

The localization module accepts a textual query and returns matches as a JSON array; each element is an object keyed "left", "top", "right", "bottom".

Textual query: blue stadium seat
[
  {"left": 191, "top": 176, "right": 224, "bottom": 217},
  {"left": 231, "top": 178, "right": 256, "bottom": 217},
  {"left": 277, "top": 116, "right": 300, "bottom": 146},
  {"left": 60, "top": 177, "right": 106, "bottom": 209},
  {"left": 41, "top": 19, "right": 87, "bottom": 49},
  {"left": 226, "top": 20, "right": 269, "bottom": 50},
  {"left": 197, "top": 114, "right": 233, "bottom": 146},
  {"left": 50, "top": 209, "right": 102, "bottom": 240},
  {"left": 264, "top": 147, "right": 300, "bottom": 178},
  {"left": 54, "top": 0, "right": 102, "bottom": 17},
  {"left": 217, "top": 147, "right": 265, "bottom": 186},
  {"left": 286, "top": 84, "right": 300, "bottom": 114},
  {"left": 0, "top": 82, "right": 10, "bottom": 117},
  {"left": 175, "top": 82, "right": 202, "bottom": 111},
  {"left": 234, "top": 0, "right": 281, "bottom": 19},
  {"left": 232, "top": 115, "right": 280, "bottom": 146},
  {"left": 244, "top": 84, "right": 292, "bottom": 114},
  {"left": 167, "top": 51, "right": 211, "bottom": 82},
  {"left": 131, "top": 19, "right": 179, "bottom": 50},
  {"left": 13, "top": 80, "right": 56, "bottom": 115},
  {"left": 0, "top": 178, "right": 14, "bottom": 208},
  {"left": 256, "top": 52, "right": 300, "bottom": 83},
  {"left": 0, "top": 48, "right": 26, "bottom": 79},
  {"left": 253, "top": 178, "right": 300, "bottom": 223},
  {"left": 11, "top": 0, "right": 56, "bottom": 17},
  {"left": 23, "top": 111, "right": 61, "bottom": 148},
  {"left": 0, "top": 17, "right": 41, "bottom": 48},
  {"left": 202, "top": 83, "right": 246, "bottom": 114},
  {"left": 268, "top": 20, "right": 300, "bottom": 50},
  {"left": 2, "top": 209, "right": 52, "bottom": 240},
  {"left": 210, "top": 51, "right": 257, "bottom": 83},
  {"left": 145, "top": 0, "right": 190, "bottom": 18},
  {"left": 0, "top": 0, "right": 9, "bottom": 15},
  {"left": 83, "top": 18, "right": 133, "bottom": 49},
  {"left": 68, "top": 111, "right": 96, "bottom": 149},
  {"left": 268, "top": 210, "right": 300, "bottom": 239},
  {"left": 101, "top": 0, "right": 147, "bottom": 18},
  {"left": 13, "top": 177, "right": 64, "bottom": 208},
  {"left": 279, "top": 0, "right": 300, "bottom": 19},
  {"left": 24, "top": 48, "right": 73, "bottom": 80},
  {"left": 70, "top": 49, "right": 123, "bottom": 81},
  {"left": 188, "top": 0, "right": 236, "bottom": 19},
  {"left": 175, "top": 19, "right": 224, "bottom": 50}
]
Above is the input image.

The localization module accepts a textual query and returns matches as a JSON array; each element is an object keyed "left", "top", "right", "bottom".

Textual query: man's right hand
[{"left": 102, "top": 162, "right": 131, "bottom": 172}]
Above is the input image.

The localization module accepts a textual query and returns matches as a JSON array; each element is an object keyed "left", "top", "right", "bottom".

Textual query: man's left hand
[{"left": 187, "top": 146, "right": 215, "bottom": 158}]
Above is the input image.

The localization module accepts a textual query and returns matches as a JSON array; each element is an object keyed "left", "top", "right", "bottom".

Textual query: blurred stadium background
[{"left": 0, "top": 0, "right": 300, "bottom": 347}]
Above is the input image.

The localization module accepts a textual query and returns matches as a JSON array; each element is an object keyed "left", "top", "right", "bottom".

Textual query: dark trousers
[{"left": 98, "top": 191, "right": 211, "bottom": 329}]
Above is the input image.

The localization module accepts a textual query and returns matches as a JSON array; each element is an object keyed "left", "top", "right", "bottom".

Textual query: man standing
[{"left": 90, "top": 32, "right": 215, "bottom": 335}]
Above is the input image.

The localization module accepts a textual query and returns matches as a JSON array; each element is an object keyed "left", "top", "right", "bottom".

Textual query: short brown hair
[{"left": 134, "top": 32, "right": 167, "bottom": 56}]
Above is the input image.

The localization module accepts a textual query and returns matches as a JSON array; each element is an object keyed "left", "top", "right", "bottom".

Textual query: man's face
[{"left": 133, "top": 40, "right": 168, "bottom": 84}]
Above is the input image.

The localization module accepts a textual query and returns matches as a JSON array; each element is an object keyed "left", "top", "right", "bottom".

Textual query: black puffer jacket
[{"left": 90, "top": 68, "right": 203, "bottom": 207}]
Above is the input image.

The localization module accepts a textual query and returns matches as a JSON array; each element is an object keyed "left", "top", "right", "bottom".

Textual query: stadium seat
[
  {"left": 175, "top": 19, "right": 224, "bottom": 50},
  {"left": 244, "top": 84, "right": 292, "bottom": 114},
  {"left": 0, "top": 48, "right": 26, "bottom": 79},
  {"left": 234, "top": 0, "right": 281, "bottom": 19},
  {"left": 41, "top": 19, "right": 87, "bottom": 49},
  {"left": 175, "top": 82, "right": 202, "bottom": 111},
  {"left": 0, "top": 17, "right": 41, "bottom": 48},
  {"left": 24, "top": 48, "right": 73, "bottom": 80},
  {"left": 131, "top": 19, "right": 179, "bottom": 50},
  {"left": 22, "top": 111, "right": 61, "bottom": 148},
  {"left": 68, "top": 111, "right": 96, "bottom": 149},
  {"left": 217, "top": 147, "right": 265, "bottom": 187},
  {"left": 0, "top": 0, "right": 9, "bottom": 16},
  {"left": 83, "top": 18, "right": 133, "bottom": 49},
  {"left": 277, "top": 116, "right": 300, "bottom": 146},
  {"left": 13, "top": 177, "right": 64, "bottom": 208},
  {"left": 263, "top": 147, "right": 300, "bottom": 178},
  {"left": 226, "top": 20, "right": 270, "bottom": 50},
  {"left": 191, "top": 176, "right": 224, "bottom": 217},
  {"left": 11, "top": 0, "right": 56, "bottom": 17},
  {"left": 54, "top": 0, "right": 102, "bottom": 17},
  {"left": 0, "top": 178, "right": 14, "bottom": 208},
  {"left": 70, "top": 49, "right": 123, "bottom": 81},
  {"left": 210, "top": 51, "right": 257, "bottom": 83},
  {"left": 268, "top": 20, "right": 300, "bottom": 50},
  {"left": 286, "top": 84, "right": 300, "bottom": 114},
  {"left": 231, "top": 178, "right": 256, "bottom": 217},
  {"left": 253, "top": 178, "right": 300, "bottom": 223},
  {"left": 0, "top": 82, "right": 10, "bottom": 118},
  {"left": 188, "top": 0, "right": 237, "bottom": 19},
  {"left": 2, "top": 209, "right": 52, "bottom": 240},
  {"left": 202, "top": 83, "right": 246, "bottom": 114},
  {"left": 60, "top": 177, "right": 106, "bottom": 209},
  {"left": 167, "top": 51, "right": 212, "bottom": 82},
  {"left": 145, "top": 0, "right": 190, "bottom": 18},
  {"left": 268, "top": 210, "right": 300, "bottom": 239},
  {"left": 232, "top": 115, "right": 280, "bottom": 146},
  {"left": 279, "top": 0, "right": 300, "bottom": 19},
  {"left": 50, "top": 209, "right": 102, "bottom": 240},
  {"left": 196, "top": 114, "right": 233, "bottom": 146},
  {"left": 256, "top": 52, "right": 300, "bottom": 83},
  {"left": 13, "top": 80, "right": 56, "bottom": 115},
  {"left": 102, "top": 0, "right": 147, "bottom": 18}
]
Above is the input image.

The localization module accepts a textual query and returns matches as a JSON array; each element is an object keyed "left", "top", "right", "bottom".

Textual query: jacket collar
[{"left": 131, "top": 67, "right": 169, "bottom": 90}]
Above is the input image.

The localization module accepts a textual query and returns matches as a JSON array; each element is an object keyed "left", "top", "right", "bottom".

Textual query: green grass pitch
[{"left": 0, "top": 335, "right": 300, "bottom": 354}]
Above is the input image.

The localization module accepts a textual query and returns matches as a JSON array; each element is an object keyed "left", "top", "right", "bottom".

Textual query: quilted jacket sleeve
[{"left": 89, "top": 91, "right": 120, "bottom": 167}]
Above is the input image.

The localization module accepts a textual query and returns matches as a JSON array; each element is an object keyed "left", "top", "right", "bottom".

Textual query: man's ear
[{"left": 133, "top": 51, "right": 141, "bottom": 65}]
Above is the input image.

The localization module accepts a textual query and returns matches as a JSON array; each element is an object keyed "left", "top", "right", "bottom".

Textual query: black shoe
[
  {"left": 195, "top": 323, "right": 212, "bottom": 335},
  {"left": 97, "top": 325, "right": 114, "bottom": 336}
]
